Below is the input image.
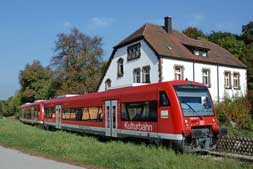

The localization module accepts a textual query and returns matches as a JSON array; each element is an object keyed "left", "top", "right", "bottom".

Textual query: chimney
[{"left": 164, "top": 16, "right": 172, "bottom": 33}]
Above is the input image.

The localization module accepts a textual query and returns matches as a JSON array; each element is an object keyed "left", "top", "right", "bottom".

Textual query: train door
[
  {"left": 55, "top": 105, "right": 62, "bottom": 129},
  {"left": 105, "top": 100, "right": 118, "bottom": 137}
]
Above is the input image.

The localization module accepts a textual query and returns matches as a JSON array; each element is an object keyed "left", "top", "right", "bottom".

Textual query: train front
[{"left": 173, "top": 83, "right": 220, "bottom": 152}]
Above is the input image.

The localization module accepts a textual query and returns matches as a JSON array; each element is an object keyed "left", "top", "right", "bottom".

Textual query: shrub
[{"left": 215, "top": 96, "right": 252, "bottom": 129}]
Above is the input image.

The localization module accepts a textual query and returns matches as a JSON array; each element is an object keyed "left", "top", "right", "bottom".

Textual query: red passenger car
[
  {"left": 20, "top": 100, "right": 44, "bottom": 125},
  {"left": 20, "top": 80, "right": 220, "bottom": 151}
]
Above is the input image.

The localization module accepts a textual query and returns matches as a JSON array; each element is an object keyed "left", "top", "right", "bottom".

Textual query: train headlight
[
  {"left": 212, "top": 118, "right": 216, "bottom": 123},
  {"left": 185, "top": 119, "right": 189, "bottom": 127}
]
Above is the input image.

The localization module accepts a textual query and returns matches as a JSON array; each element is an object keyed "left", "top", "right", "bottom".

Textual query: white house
[{"left": 97, "top": 17, "right": 247, "bottom": 102}]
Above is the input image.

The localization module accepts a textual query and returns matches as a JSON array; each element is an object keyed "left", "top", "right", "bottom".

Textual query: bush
[{"left": 215, "top": 96, "right": 252, "bottom": 129}]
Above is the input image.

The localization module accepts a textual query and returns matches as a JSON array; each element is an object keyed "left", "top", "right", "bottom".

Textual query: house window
[
  {"left": 174, "top": 65, "right": 184, "bottom": 80},
  {"left": 202, "top": 69, "right": 211, "bottom": 87},
  {"left": 233, "top": 73, "right": 240, "bottom": 89},
  {"left": 117, "top": 58, "right": 124, "bottom": 77},
  {"left": 202, "top": 51, "right": 207, "bottom": 57},
  {"left": 194, "top": 50, "right": 200, "bottom": 56},
  {"left": 142, "top": 66, "right": 150, "bottom": 83},
  {"left": 127, "top": 43, "right": 141, "bottom": 61},
  {"left": 224, "top": 71, "right": 231, "bottom": 89},
  {"left": 105, "top": 79, "right": 111, "bottom": 90},
  {"left": 193, "top": 49, "right": 208, "bottom": 57},
  {"left": 133, "top": 68, "right": 141, "bottom": 83}
]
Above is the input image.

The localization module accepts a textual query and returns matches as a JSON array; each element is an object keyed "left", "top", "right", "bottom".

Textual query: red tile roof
[{"left": 115, "top": 23, "right": 246, "bottom": 68}]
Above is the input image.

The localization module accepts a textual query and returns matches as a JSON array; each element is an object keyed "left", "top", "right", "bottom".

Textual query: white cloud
[
  {"left": 193, "top": 14, "right": 204, "bottom": 22},
  {"left": 64, "top": 21, "right": 72, "bottom": 28},
  {"left": 188, "top": 13, "right": 205, "bottom": 26},
  {"left": 88, "top": 17, "right": 114, "bottom": 29}
]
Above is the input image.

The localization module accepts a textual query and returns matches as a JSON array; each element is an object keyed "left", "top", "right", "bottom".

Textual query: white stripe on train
[{"left": 43, "top": 122, "right": 183, "bottom": 141}]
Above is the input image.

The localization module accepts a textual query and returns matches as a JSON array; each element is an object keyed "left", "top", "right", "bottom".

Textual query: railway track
[{"left": 209, "top": 136, "right": 253, "bottom": 162}]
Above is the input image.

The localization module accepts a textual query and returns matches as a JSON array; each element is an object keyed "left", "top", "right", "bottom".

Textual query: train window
[
  {"left": 23, "top": 109, "right": 32, "bottom": 119},
  {"left": 160, "top": 91, "right": 170, "bottom": 106},
  {"left": 121, "top": 101, "right": 157, "bottom": 122},
  {"left": 34, "top": 107, "right": 39, "bottom": 117},
  {"left": 45, "top": 108, "right": 54, "bottom": 118},
  {"left": 82, "top": 107, "right": 103, "bottom": 121},
  {"left": 62, "top": 107, "right": 103, "bottom": 121}
]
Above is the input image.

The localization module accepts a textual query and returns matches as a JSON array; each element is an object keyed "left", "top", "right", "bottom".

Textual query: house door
[
  {"left": 55, "top": 105, "right": 62, "bottom": 129},
  {"left": 105, "top": 100, "right": 118, "bottom": 137}
]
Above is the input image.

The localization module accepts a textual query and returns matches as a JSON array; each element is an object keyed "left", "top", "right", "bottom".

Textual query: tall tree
[
  {"left": 217, "top": 36, "right": 245, "bottom": 59},
  {"left": 243, "top": 43, "right": 253, "bottom": 91},
  {"left": 50, "top": 28, "right": 104, "bottom": 96},
  {"left": 19, "top": 60, "right": 51, "bottom": 103},
  {"left": 208, "top": 31, "right": 237, "bottom": 44},
  {"left": 183, "top": 27, "right": 206, "bottom": 39},
  {"left": 241, "top": 21, "right": 253, "bottom": 44}
]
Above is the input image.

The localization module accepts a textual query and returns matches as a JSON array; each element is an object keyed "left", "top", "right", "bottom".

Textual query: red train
[{"left": 20, "top": 80, "right": 221, "bottom": 151}]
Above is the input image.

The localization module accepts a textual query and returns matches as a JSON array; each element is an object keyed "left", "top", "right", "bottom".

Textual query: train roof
[
  {"left": 43, "top": 80, "right": 206, "bottom": 105},
  {"left": 20, "top": 100, "right": 44, "bottom": 108}
]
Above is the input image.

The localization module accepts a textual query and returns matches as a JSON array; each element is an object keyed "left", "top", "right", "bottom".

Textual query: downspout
[
  {"left": 193, "top": 61, "right": 195, "bottom": 81},
  {"left": 217, "top": 65, "right": 220, "bottom": 102},
  {"left": 159, "top": 58, "right": 162, "bottom": 82}
]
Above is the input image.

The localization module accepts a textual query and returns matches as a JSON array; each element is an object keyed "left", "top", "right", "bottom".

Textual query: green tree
[
  {"left": 241, "top": 21, "right": 253, "bottom": 44},
  {"left": 19, "top": 60, "right": 51, "bottom": 103},
  {"left": 0, "top": 101, "right": 3, "bottom": 117},
  {"left": 208, "top": 31, "right": 237, "bottom": 44},
  {"left": 50, "top": 28, "right": 104, "bottom": 96},
  {"left": 183, "top": 27, "right": 206, "bottom": 39},
  {"left": 217, "top": 36, "right": 245, "bottom": 59},
  {"left": 243, "top": 43, "right": 253, "bottom": 91}
]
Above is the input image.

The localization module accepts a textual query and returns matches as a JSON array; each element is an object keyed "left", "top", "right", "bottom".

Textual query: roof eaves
[
  {"left": 159, "top": 54, "right": 247, "bottom": 69},
  {"left": 113, "top": 35, "right": 144, "bottom": 49}
]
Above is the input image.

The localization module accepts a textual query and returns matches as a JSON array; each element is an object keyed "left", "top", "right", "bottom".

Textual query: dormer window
[
  {"left": 193, "top": 49, "right": 208, "bottom": 57},
  {"left": 194, "top": 50, "right": 200, "bottom": 56},
  {"left": 202, "top": 51, "right": 207, "bottom": 57},
  {"left": 184, "top": 45, "right": 209, "bottom": 57},
  {"left": 127, "top": 43, "right": 141, "bottom": 61}
]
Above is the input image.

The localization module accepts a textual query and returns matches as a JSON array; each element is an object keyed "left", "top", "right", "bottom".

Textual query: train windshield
[{"left": 174, "top": 85, "right": 214, "bottom": 117}]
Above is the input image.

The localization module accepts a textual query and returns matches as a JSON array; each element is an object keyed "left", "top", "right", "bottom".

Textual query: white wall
[
  {"left": 194, "top": 63, "right": 218, "bottom": 101},
  {"left": 218, "top": 66, "right": 247, "bottom": 101},
  {"left": 161, "top": 58, "right": 247, "bottom": 102},
  {"left": 98, "top": 40, "right": 160, "bottom": 92},
  {"left": 161, "top": 58, "right": 193, "bottom": 81}
]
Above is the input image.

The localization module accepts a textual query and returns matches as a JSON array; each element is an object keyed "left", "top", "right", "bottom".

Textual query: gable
[{"left": 97, "top": 40, "right": 160, "bottom": 91}]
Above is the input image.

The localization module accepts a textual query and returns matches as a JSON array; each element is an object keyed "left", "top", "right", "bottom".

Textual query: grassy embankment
[{"left": 0, "top": 119, "right": 252, "bottom": 169}]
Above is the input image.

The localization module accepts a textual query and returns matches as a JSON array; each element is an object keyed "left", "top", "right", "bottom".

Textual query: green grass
[{"left": 0, "top": 119, "right": 252, "bottom": 169}]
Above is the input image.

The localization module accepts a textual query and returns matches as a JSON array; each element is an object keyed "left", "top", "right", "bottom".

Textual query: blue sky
[{"left": 0, "top": 0, "right": 253, "bottom": 99}]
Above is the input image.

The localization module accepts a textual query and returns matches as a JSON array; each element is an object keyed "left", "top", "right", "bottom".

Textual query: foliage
[
  {"left": 217, "top": 36, "right": 245, "bottom": 58},
  {"left": 208, "top": 31, "right": 237, "bottom": 44},
  {"left": 50, "top": 28, "right": 104, "bottom": 96},
  {"left": 243, "top": 43, "right": 253, "bottom": 91},
  {"left": 182, "top": 27, "right": 206, "bottom": 39},
  {"left": 19, "top": 60, "right": 51, "bottom": 103},
  {"left": 215, "top": 96, "right": 252, "bottom": 129},
  {"left": 241, "top": 21, "right": 253, "bottom": 44},
  {"left": 0, "top": 92, "right": 21, "bottom": 117},
  {"left": 0, "top": 119, "right": 251, "bottom": 169}
]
